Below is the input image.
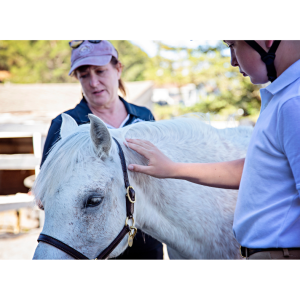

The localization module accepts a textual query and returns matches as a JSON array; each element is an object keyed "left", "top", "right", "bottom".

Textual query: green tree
[
  {"left": 110, "top": 40, "right": 150, "bottom": 82},
  {"left": 0, "top": 40, "right": 262, "bottom": 119},
  {"left": 0, "top": 40, "right": 151, "bottom": 84},
  {"left": 0, "top": 40, "right": 76, "bottom": 83},
  {"left": 147, "top": 41, "right": 261, "bottom": 118}
]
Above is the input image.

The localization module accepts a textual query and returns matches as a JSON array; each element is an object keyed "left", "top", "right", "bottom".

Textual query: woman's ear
[{"left": 116, "top": 62, "right": 122, "bottom": 79}]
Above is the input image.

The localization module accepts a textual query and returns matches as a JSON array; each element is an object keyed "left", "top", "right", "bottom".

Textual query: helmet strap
[{"left": 245, "top": 40, "right": 281, "bottom": 82}]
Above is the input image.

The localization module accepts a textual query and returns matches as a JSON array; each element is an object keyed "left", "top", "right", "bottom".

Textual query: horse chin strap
[
  {"left": 245, "top": 40, "right": 281, "bottom": 82},
  {"left": 37, "top": 137, "right": 137, "bottom": 260}
]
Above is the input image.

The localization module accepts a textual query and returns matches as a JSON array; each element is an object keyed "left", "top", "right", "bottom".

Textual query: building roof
[
  {"left": 0, "top": 83, "right": 82, "bottom": 114},
  {"left": 0, "top": 81, "right": 153, "bottom": 130}
]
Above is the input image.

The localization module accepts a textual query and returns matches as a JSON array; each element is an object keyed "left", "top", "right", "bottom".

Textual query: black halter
[{"left": 37, "top": 137, "right": 137, "bottom": 260}]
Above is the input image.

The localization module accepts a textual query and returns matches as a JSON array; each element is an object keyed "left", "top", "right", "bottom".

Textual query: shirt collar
[
  {"left": 259, "top": 88, "right": 273, "bottom": 113},
  {"left": 259, "top": 59, "right": 300, "bottom": 113},
  {"left": 119, "top": 96, "right": 140, "bottom": 117},
  {"left": 266, "top": 58, "right": 300, "bottom": 96}
]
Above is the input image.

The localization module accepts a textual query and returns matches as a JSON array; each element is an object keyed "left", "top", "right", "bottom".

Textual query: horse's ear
[
  {"left": 88, "top": 114, "right": 112, "bottom": 157},
  {"left": 60, "top": 113, "right": 78, "bottom": 139}
]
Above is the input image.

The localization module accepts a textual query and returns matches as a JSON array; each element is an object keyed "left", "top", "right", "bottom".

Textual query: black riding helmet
[{"left": 244, "top": 41, "right": 281, "bottom": 82}]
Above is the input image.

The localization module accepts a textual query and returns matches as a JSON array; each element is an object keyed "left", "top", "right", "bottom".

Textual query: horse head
[{"left": 33, "top": 114, "right": 131, "bottom": 259}]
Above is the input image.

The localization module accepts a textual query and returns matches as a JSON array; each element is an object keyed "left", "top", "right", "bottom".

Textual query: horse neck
[
  {"left": 127, "top": 166, "right": 188, "bottom": 255},
  {"left": 117, "top": 121, "right": 244, "bottom": 259},
  {"left": 125, "top": 150, "right": 239, "bottom": 259},
  {"left": 122, "top": 142, "right": 209, "bottom": 258}
]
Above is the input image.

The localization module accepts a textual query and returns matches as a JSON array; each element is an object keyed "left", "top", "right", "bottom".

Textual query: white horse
[{"left": 32, "top": 113, "right": 253, "bottom": 259}]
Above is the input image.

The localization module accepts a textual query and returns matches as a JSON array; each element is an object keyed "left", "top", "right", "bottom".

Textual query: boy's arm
[
  {"left": 125, "top": 138, "right": 244, "bottom": 190},
  {"left": 172, "top": 159, "right": 244, "bottom": 189}
]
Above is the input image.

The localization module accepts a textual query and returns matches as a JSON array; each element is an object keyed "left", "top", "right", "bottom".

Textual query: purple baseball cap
[{"left": 68, "top": 40, "right": 118, "bottom": 76}]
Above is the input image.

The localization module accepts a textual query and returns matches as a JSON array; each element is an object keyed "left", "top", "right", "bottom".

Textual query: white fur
[
  {"left": 32, "top": 114, "right": 253, "bottom": 259},
  {"left": 60, "top": 113, "right": 78, "bottom": 139}
]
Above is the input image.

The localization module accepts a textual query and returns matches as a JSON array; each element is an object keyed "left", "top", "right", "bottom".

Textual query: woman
[{"left": 41, "top": 40, "right": 163, "bottom": 260}]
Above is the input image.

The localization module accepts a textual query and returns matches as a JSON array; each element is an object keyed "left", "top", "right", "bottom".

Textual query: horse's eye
[{"left": 86, "top": 196, "right": 103, "bottom": 207}]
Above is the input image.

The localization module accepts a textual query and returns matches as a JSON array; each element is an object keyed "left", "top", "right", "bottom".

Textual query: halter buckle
[
  {"left": 240, "top": 246, "right": 246, "bottom": 258},
  {"left": 126, "top": 186, "right": 136, "bottom": 203},
  {"left": 129, "top": 226, "right": 137, "bottom": 239},
  {"left": 125, "top": 216, "right": 135, "bottom": 227}
]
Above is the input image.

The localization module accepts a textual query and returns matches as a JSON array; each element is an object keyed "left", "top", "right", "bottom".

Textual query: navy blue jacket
[{"left": 41, "top": 96, "right": 163, "bottom": 259}]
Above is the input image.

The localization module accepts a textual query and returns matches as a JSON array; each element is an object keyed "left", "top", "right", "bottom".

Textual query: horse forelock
[{"left": 32, "top": 124, "right": 116, "bottom": 207}]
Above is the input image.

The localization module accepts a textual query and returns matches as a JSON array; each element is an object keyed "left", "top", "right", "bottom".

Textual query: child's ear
[{"left": 265, "top": 40, "right": 274, "bottom": 49}]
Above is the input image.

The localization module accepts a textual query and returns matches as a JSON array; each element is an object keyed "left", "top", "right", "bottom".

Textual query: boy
[{"left": 125, "top": 40, "right": 300, "bottom": 259}]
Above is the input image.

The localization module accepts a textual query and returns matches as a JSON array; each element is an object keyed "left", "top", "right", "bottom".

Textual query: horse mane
[
  {"left": 33, "top": 124, "right": 96, "bottom": 204},
  {"left": 32, "top": 114, "right": 252, "bottom": 206},
  {"left": 122, "top": 115, "right": 252, "bottom": 161}
]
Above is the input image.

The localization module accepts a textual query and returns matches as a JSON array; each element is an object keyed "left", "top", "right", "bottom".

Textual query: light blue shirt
[{"left": 233, "top": 59, "right": 300, "bottom": 248}]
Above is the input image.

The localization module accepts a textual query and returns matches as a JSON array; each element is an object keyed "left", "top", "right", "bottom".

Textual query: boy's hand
[{"left": 124, "top": 138, "right": 176, "bottom": 178}]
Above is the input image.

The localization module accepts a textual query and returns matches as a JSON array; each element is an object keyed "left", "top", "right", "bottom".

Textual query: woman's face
[{"left": 76, "top": 62, "right": 122, "bottom": 108}]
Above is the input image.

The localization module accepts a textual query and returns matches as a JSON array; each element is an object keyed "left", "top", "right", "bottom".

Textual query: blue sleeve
[
  {"left": 40, "top": 117, "right": 62, "bottom": 167},
  {"left": 278, "top": 97, "right": 300, "bottom": 191}
]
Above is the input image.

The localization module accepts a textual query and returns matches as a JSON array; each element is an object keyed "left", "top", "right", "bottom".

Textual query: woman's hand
[{"left": 124, "top": 138, "right": 176, "bottom": 178}]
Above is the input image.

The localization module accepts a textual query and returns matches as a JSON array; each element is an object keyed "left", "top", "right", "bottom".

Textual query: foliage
[
  {"left": 153, "top": 104, "right": 182, "bottom": 120},
  {"left": 0, "top": 40, "right": 262, "bottom": 118},
  {"left": 0, "top": 40, "right": 150, "bottom": 84},
  {"left": 147, "top": 41, "right": 261, "bottom": 118},
  {"left": 0, "top": 40, "right": 76, "bottom": 83},
  {"left": 110, "top": 41, "right": 150, "bottom": 82}
]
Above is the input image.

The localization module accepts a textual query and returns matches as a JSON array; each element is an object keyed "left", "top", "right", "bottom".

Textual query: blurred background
[{"left": 0, "top": 40, "right": 259, "bottom": 259}]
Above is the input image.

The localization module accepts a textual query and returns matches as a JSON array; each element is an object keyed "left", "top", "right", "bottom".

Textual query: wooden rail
[
  {"left": 0, "top": 131, "right": 45, "bottom": 232},
  {"left": 0, "top": 194, "right": 35, "bottom": 212},
  {"left": 0, "top": 193, "right": 44, "bottom": 233}
]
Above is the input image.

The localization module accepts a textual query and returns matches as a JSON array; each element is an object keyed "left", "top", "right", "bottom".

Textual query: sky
[{"left": 130, "top": 40, "right": 230, "bottom": 58}]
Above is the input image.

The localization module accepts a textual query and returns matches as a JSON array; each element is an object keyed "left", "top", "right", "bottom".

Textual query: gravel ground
[{"left": 0, "top": 228, "right": 42, "bottom": 260}]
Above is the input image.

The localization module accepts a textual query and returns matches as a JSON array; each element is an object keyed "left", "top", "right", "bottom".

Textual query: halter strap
[
  {"left": 245, "top": 40, "right": 281, "bottom": 82},
  {"left": 37, "top": 233, "right": 89, "bottom": 259},
  {"left": 113, "top": 137, "right": 135, "bottom": 218},
  {"left": 37, "top": 137, "right": 135, "bottom": 260}
]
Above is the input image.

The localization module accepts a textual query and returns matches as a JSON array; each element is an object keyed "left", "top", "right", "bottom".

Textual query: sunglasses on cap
[{"left": 69, "top": 40, "right": 102, "bottom": 49}]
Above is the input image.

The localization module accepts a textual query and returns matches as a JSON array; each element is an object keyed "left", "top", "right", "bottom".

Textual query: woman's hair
[
  {"left": 74, "top": 55, "right": 127, "bottom": 97},
  {"left": 110, "top": 56, "right": 126, "bottom": 97}
]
